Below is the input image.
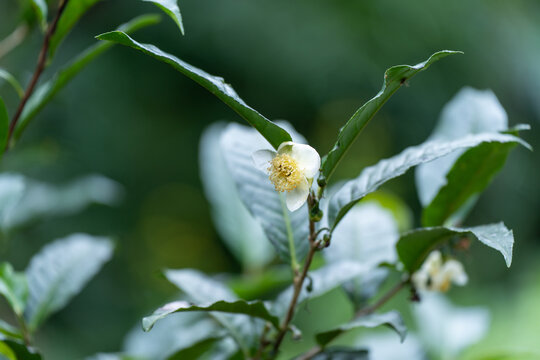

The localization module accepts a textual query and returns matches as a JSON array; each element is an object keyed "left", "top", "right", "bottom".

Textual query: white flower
[
  {"left": 252, "top": 141, "right": 320, "bottom": 211},
  {"left": 412, "top": 250, "right": 468, "bottom": 292}
]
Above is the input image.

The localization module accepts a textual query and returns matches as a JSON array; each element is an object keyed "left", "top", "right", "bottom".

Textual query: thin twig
[
  {"left": 355, "top": 277, "right": 409, "bottom": 317},
  {"left": 5, "top": 0, "right": 70, "bottom": 150},
  {"left": 270, "top": 195, "right": 320, "bottom": 357}
]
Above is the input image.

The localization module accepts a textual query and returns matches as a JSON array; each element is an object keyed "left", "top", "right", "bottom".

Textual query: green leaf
[
  {"left": 416, "top": 88, "right": 531, "bottom": 226},
  {"left": 199, "top": 122, "right": 274, "bottom": 270},
  {"left": 0, "top": 68, "right": 24, "bottom": 98},
  {"left": 143, "top": 0, "right": 184, "bottom": 35},
  {"left": 24, "top": 234, "right": 114, "bottom": 330},
  {"left": 95, "top": 31, "right": 291, "bottom": 150},
  {"left": 0, "top": 340, "right": 42, "bottom": 360},
  {"left": 166, "top": 337, "right": 222, "bottom": 360},
  {"left": 220, "top": 122, "right": 308, "bottom": 264},
  {"left": 0, "top": 174, "right": 121, "bottom": 231},
  {"left": 312, "top": 348, "right": 369, "bottom": 360},
  {"left": 324, "top": 201, "right": 398, "bottom": 306},
  {"left": 327, "top": 133, "right": 528, "bottom": 230},
  {"left": 143, "top": 299, "right": 280, "bottom": 332},
  {"left": 0, "top": 320, "right": 23, "bottom": 341},
  {"left": 396, "top": 222, "right": 514, "bottom": 273},
  {"left": 0, "top": 97, "right": 8, "bottom": 155},
  {"left": 124, "top": 312, "right": 218, "bottom": 360},
  {"left": 320, "top": 50, "right": 462, "bottom": 182},
  {"left": 0, "top": 341, "right": 16, "bottom": 360},
  {"left": 272, "top": 262, "right": 369, "bottom": 318},
  {"left": 0, "top": 263, "right": 28, "bottom": 316},
  {"left": 48, "top": 0, "right": 103, "bottom": 58},
  {"left": 164, "top": 269, "right": 262, "bottom": 355},
  {"left": 30, "top": 0, "right": 47, "bottom": 30},
  {"left": 15, "top": 14, "right": 161, "bottom": 142},
  {"left": 0, "top": 174, "right": 25, "bottom": 228},
  {"left": 422, "top": 140, "right": 522, "bottom": 226},
  {"left": 315, "top": 311, "right": 407, "bottom": 347}
]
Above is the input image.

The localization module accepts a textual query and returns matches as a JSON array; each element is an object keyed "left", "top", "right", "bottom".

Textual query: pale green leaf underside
[
  {"left": 320, "top": 50, "right": 462, "bottom": 181},
  {"left": 315, "top": 311, "right": 407, "bottom": 347},
  {"left": 273, "top": 262, "right": 369, "bottom": 318},
  {"left": 164, "top": 269, "right": 262, "bottom": 354},
  {"left": 328, "top": 133, "right": 528, "bottom": 230},
  {"left": 143, "top": 299, "right": 280, "bottom": 332},
  {"left": 0, "top": 263, "right": 28, "bottom": 317},
  {"left": 24, "top": 234, "right": 114, "bottom": 330},
  {"left": 15, "top": 14, "right": 161, "bottom": 142},
  {"left": 143, "top": 0, "right": 184, "bottom": 35},
  {"left": 95, "top": 31, "right": 291, "bottom": 150},
  {"left": 396, "top": 222, "right": 514, "bottom": 273},
  {"left": 199, "top": 123, "right": 274, "bottom": 270},
  {"left": 220, "top": 123, "right": 309, "bottom": 263}
]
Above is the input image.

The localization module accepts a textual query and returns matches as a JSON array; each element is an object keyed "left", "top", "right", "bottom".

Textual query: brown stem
[
  {"left": 270, "top": 196, "right": 319, "bottom": 358},
  {"left": 355, "top": 277, "right": 409, "bottom": 317},
  {"left": 5, "top": 0, "right": 70, "bottom": 151}
]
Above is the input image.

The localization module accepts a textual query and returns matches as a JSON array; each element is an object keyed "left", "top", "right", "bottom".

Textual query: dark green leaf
[
  {"left": 124, "top": 312, "right": 218, "bottom": 360},
  {"left": 273, "top": 262, "right": 369, "bottom": 318},
  {"left": 0, "top": 341, "right": 16, "bottom": 360},
  {"left": 15, "top": 14, "right": 160, "bottom": 142},
  {"left": 95, "top": 31, "right": 291, "bottom": 150},
  {"left": 24, "top": 234, "right": 114, "bottom": 330},
  {"left": 396, "top": 222, "right": 513, "bottom": 273},
  {"left": 220, "top": 123, "right": 308, "bottom": 264},
  {"left": 0, "top": 340, "right": 41, "bottom": 360},
  {"left": 320, "top": 50, "right": 461, "bottom": 181},
  {"left": 200, "top": 123, "right": 274, "bottom": 270},
  {"left": 422, "top": 140, "right": 521, "bottom": 226},
  {"left": 166, "top": 337, "right": 221, "bottom": 360},
  {"left": 415, "top": 87, "right": 531, "bottom": 226},
  {"left": 30, "top": 0, "right": 47, "bottom": 30},
  {"left": 165, "top": 269, "right": 262, "bottom": 355},
  {"left": 143, "top": 0, "right": 184, "bottom": 35},
  {"left": 327, "top": 133, "right": 527, "bottom": 230},
  {"left": 48, "top": 0, "right": 103, "bottom": 58},
  {"left": 143, "top": 299, "right": 280, "bottom": 331},
  {"left": 0, "top": 263, "right": 28, "bottom": 316},
  {"left": 311, "top": 348, "right": 369, "bottom": 360},
  {"left": 315, "top": 311, "right": 407, "bottom": 347},
  {"left": 0, "top": 68, "right": 24, "bottom": 98},
  {"left": 0, "top": 97, "right": 8, "bottom": 155}
]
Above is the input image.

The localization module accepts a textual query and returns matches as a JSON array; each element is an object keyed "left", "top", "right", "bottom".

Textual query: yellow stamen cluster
[{"left": 268, "top": 153, "right": 303, "bottom": 192}]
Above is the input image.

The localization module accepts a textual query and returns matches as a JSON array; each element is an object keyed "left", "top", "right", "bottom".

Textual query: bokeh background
[{"left": 0, "top": 0, "right": 539, "bottom": 358}]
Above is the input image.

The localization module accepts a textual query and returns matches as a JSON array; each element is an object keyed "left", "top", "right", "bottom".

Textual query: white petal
[
  {"left": 444, "top": 260, "right": 468, "bottom": 286},
  {"left": 277, "top": 141, "right": 295, "bottom": 154},
  {"left": 285, "top": 177, "right": 310, "bottom": 211},
  {"left": 290, "top": 143, "right": 321, "bottom": 179},
  {"left": 251, "top": 149, "right": 276, "bottom": 173}
]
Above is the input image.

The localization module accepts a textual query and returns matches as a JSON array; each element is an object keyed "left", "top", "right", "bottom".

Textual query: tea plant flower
[
  {"left": 412, "top": 250, "right": 468, "bottom": 292},
  {"left": 252, "top": 141, "right": 320, "bottom": 211}
]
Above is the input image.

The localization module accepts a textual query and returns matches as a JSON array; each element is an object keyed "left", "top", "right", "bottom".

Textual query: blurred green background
[{"left": 0, "top": 0, "right": 539, "bottom": 358}]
